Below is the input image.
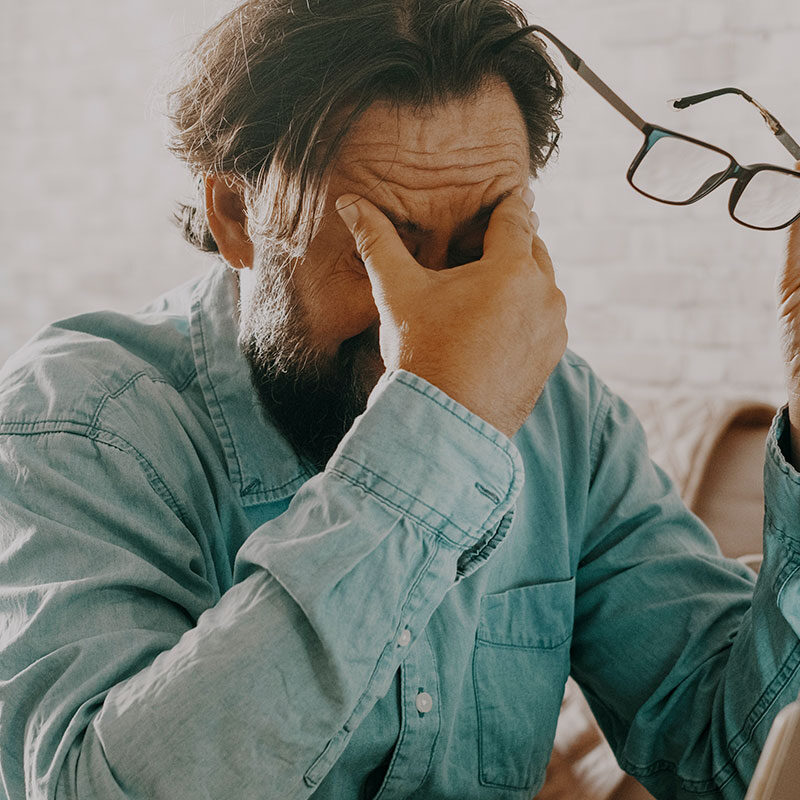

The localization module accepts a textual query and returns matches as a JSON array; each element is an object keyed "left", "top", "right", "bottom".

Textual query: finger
[
  {"left": 335, "top": 194, "right": 418, "bottom": 294},
  {"left": 779, "top": 162, "right": 800, "bottom": 298},
  {"left": 789, "top": 218, "right": 800, "bottom": 273},
  {"left": 532, "top": 232, "right": 556, "bottom": 280},
  {"left": 789, "top": 162, "right": 800, "bottom": 275},
  {"left": 482, "top": 193, "right": 537, "bottom": 265},
  {"left": 783, "top": 219, "right": 800, "bottom": 303}
]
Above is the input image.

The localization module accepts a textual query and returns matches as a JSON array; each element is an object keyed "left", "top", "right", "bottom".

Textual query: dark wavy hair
[{"left": 166, "top": 0, "right": 564, "bottom": 257}]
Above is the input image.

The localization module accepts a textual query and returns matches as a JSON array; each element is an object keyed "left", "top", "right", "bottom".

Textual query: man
[{"left": 1, "top": 1, "right": 799, "bottom": 798}]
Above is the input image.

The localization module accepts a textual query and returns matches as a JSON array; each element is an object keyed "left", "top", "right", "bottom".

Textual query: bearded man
[{"left": 2, "top": 2, "right": 800, "bottom": 799}]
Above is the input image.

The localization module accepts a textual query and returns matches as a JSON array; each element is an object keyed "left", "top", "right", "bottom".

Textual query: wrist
[{"left": 396, "top": 364, "right": 521, "bottom": 439}]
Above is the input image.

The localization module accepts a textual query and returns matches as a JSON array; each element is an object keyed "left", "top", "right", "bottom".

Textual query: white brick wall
[
  {"left": 525, "top": 0, "right": 799, "bottom": 407},
  {"left": 1, "top": 0, "right": 232, "bottom": 364},
  {"left": 2, "top": 1, "right": 798, "bottom": 408}
]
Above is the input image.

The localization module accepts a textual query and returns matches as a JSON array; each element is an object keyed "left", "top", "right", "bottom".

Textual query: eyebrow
[{"left": 375, "top": 189, "right": 514, "bottom": 236}]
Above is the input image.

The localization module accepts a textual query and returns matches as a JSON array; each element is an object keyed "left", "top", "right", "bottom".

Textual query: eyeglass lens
[
  {"left": 631, "top": 132, "right": 800, "bottom": 229},
  {"left": 732, "top": 169, "right": 800, "bottom": 230},
  {"left": 631, "top": 134, "right": 731, "bottom": 204}
]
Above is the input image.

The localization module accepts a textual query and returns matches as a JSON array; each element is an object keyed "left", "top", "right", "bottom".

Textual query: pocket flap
[{"left": 477, "top": 577, "right": 575, "bottom": 649}]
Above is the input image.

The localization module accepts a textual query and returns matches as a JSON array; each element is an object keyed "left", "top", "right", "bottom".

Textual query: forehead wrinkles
[
  {"left": 339, "top": 138, "right": 527, "bottom": 191},
  {"left": 333, "top": 83, "right": 529, "bottom": 192}
]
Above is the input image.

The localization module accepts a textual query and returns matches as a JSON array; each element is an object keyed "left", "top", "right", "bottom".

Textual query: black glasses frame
[
  {"left": 496, "top": 26, "right": 800, "bottom": 231},
  {"left": 628, "top": 126, "right": 800, "bottom": 231},
  {"left": 672, "top": 86, "right": 800, "bottom": 161}
]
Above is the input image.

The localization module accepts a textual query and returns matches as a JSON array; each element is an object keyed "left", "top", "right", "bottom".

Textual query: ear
[{"left": 204, "top": 174, "right": 254, "bottom": 270}]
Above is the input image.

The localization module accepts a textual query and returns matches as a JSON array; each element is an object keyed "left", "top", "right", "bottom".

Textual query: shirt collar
[{"left": 189, "top": 263, "right": 312, "bottom": 506}]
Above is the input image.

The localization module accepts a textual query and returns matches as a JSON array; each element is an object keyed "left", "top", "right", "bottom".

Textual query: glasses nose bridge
[
  {"left": 699, "top": 161, "right": 740, "bottom": 199},
  {"left": 726, "top": 162, "right": 760, "bottom": 217}
]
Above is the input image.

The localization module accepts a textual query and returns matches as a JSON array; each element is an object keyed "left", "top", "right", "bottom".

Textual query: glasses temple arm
[
  {"left": 573, "top": 60, "right": 648, "bottom": 132},
  {"left": 673, "top": 87, "right": 800, "bottom": 161},
  {"left": 505, "top": 26, "right": 647, "bottom": 133}
]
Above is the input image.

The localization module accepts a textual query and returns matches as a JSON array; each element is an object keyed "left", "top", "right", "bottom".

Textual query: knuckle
[
  {"left": 532, "top": 238, "right": 552, "bottom": 264},
  {"left": 354, "top": 225, "right": 382, "bottom": 261},
  {"left": 509, "top": 212, "right": 535, "bottom": 238},
  {"left": 494, "top": 210, "right": 532, "bottom": 240},
  {"left": 554, "top": 288, "right": 567, "bottom": 316}
]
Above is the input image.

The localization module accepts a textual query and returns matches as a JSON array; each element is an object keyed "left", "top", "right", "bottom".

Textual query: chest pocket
[{"left": 473, "top": 576, "right": 574, "bottom": 794}]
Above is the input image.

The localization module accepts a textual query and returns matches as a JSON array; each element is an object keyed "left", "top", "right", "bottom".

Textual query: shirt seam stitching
[
  {"left": 588, "top": 382, "right": 613, "bottom": 474},
  {"left": 766, "top": 523, "right": 800, "bottom": 559},
  {"left": 617, "top": 639, "right": 800, "bottom": 792},
  {"left": 475, "top": 632, "right": 573, "bottom": 651},
  {"left": 767, "top": 410, "right": 800, "bottom": 487},
  {"left": 394, "top": 373, "right": 515, "bottom": 474},
  {"left": 89, "top": 370, "right": 169, "bottom": 429},
  {"left": 0, "top": 423, "right": 192, "bottom": 528},
  {"left": 316, "top": 543, "right": 441, "bottom": 787},
  {"left": 420, "top": 626, "right": 443, "bottom": 783},
  {"left": 175, "top": 368, "right": 198, "bottom": 394},
  {"left": 329, "top": 464, "right": 479, "bottom": 547},
  {"left": 191, "top": 293, "right": 246, "bottom": 488}
]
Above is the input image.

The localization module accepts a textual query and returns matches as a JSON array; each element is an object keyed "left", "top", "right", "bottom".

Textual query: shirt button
[
  {"left": 397, "top": 629, "right": 411, "bottom": 647},
  {"left": 415, "top": 691, "right": 433, "bottom": 714}
]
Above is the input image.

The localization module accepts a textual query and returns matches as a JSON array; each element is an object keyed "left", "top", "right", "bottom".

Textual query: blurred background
[{"left": 2, "top": 0, "right": 798, "bottom": 406}]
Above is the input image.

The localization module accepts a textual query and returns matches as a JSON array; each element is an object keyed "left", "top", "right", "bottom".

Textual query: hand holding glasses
[
  {"left": 492, "top": 26, "right": 800, "bottom": 793},
  {"left": 495, "top": 26, "right": 800, "bottom": 231}
]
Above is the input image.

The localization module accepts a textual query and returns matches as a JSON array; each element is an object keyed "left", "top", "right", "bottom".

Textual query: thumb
[{"left": 335, "top": 195, "right": 417, "bottom": 294}]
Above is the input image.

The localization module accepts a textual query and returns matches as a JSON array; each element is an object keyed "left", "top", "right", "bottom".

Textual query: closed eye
[
  {"left": 449, "top": 250, "right": 481, "bottom": 266},
  {"left": 448, "top": 221, "right": 487, "bottom": 267},
  {"left": 447, "top": 243, "right": 483, "bottom": 268}
]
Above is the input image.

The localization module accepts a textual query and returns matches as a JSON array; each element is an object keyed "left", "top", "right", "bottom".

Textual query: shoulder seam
[
  {"left": 588, "top": 382, "right": 613, "bottom": 478},
  {"left": 88, "top": 368, "right": 198, "bottom": 429},
  {"left": 89, "top": 371, "right": 168, "bottom": 429},
  {"left": 0, "top": 423, "right": 192, "bottom": 528},
  {"left": 561, "top": 350, "right": 594, "bottom": 373}
]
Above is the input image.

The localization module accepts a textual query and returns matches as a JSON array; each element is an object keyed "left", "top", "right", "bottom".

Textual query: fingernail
[
  {"left": 522, "top": 187, "right": 536, "bottom": 209},
  {"left": 530, "top": 210, "right": 540, "bottom": 233},
  {"left": 335, "top": 195, "right": 360, "bottom": 228}
]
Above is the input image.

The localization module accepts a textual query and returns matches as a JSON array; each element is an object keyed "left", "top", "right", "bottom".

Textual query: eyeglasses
[{"left": 499, "top": 26, "right": 800, "bottom": 231}]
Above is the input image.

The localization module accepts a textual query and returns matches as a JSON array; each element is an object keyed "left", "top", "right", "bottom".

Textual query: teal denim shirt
[{"left": 1, "top": 264, "right": 800, "bottom": 800}]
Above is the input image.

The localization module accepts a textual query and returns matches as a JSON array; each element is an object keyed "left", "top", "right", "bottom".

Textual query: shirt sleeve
[
  {"left": 571, "top": 390, "right": 800, "bottom": 799},
  {"left": 0, "top": 370, "right": 523, "bottom": 800}
]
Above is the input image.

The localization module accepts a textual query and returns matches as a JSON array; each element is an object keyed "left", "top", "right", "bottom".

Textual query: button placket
[{"left": 372, "top": 632, "right": 441, "bottom": 799}]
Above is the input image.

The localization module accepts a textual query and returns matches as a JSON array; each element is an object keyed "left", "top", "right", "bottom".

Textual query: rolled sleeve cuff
[
  {"left": 328, "top": 369, "right": 525, "bottom": 552},
  {"left": 764, "top": 406, "right": 800, "bottom": 551},
  {"left": 763, "top": 405, "right": 800, "bottom": 639}
]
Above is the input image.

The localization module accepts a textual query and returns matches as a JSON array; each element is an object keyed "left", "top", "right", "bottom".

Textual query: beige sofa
[{"left": 538, "top": 396, "right": 776, "bottom": 800}]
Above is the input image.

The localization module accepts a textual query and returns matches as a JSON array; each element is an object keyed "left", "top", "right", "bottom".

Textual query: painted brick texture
[
  {"left": 526, "top": 0, "right": 799, "bottom": 407},
  {"left": 2, "top": 1, "right": 799, "bottom": 407}
]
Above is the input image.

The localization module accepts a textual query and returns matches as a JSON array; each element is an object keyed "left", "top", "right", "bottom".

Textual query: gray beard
[{"left": 237, "top": 253, "right": 384, "bottom": 473}]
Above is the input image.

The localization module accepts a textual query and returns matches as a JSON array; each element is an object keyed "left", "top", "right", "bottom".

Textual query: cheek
[{"left": 297, "top": 248, "right": 379, "bottom": 348}]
